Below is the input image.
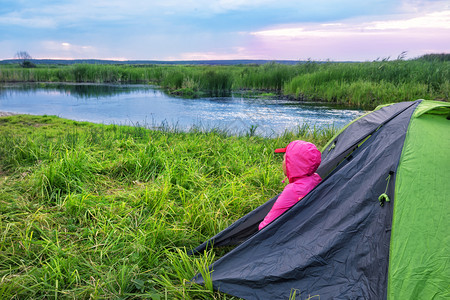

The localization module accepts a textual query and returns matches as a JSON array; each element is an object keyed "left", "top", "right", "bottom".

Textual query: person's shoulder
[
  {"left": 282, "top": 183, "right": 296, "bottom": 192},
  {"left": 276, "top": 184, "right": 301, "bottom": 206},
  {"left": 279, "top": 183, "right": 298, "bottom": 197}
]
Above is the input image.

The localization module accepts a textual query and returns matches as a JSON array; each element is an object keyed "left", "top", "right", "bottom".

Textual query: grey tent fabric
[
  {"left": 316, "top": 100, "right": 419, "bottom": 178},
  {"left": 192, "top": 101, "right": 420, "bottom": 299},
  {"left": 189, "top": 100, "right": 422, "bottom": 256}
]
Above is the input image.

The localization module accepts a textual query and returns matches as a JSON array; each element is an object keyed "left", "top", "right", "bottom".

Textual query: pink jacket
[{"left": 259, "top": 140, "right": 322, "bottom": 230}]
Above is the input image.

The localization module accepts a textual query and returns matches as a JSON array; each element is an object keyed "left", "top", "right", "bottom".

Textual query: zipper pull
[{"left": 379, "top": 172, "right": 393, "bottom": 206}]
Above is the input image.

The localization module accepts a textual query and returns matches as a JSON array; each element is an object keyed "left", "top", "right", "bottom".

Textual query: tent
[{"left": 190, "top": 100, "right": 450, "bottom": 299}]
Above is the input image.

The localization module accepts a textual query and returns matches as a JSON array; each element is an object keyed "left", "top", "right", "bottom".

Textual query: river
[{"left": 0, "top": 83, "right": 365, "bottom": 136}]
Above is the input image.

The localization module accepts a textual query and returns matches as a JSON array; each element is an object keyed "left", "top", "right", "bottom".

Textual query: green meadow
[
  {"left": 1, "top": 54, "right": 448, "bottom": 108},
  {"left": 0, "top": 114, "right": 335, "bottom": 298}
]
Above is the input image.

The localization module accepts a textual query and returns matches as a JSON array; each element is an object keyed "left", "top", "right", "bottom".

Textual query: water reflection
[
  {"left": 0, "top": 83, "right": 157, "bottom": 99},
  {"left": 0, "top": 83, "right": 365, "bottom": 136}
]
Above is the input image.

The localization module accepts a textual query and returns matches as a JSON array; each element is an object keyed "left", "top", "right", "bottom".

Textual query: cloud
[
  {"left": 0, "top": 0, "right": 400, "bottom": 29},
  {"left": 366, "top": 11, "right": 450, "bottom": 30},
  {"left": 0, "top": 0, "right": 449, "bottom": 60},
  {"left": 250, "top": 10, "right": 450, "bottom": 39},
  {"left": 0, "top": 0, "right": 150, "bottom": 30},
  {"left": 40, "top": 41, "right": 98, "bottom": 59},
  {"left": 245, "top": 6, "right": 450, "bottom": 61},
  {"left": 0, "top": 13, "right": 56, "bottom": 28}
]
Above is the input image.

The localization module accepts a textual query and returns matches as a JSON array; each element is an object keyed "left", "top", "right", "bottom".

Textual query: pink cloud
[{"left": 245, "top": 11, "right": 450, "bottom": 60}]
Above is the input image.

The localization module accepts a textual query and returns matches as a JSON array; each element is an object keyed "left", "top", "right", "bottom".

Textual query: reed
[
  {"left": 0, "top": 114, "right": 335, "bottom": 298},
  {"left": 283, "top": 60, "right": 449, "bottom": 106}
]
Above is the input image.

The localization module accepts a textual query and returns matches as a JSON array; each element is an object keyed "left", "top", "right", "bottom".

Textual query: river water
[{"left": 0, "top": 83, "right": 365, "bottom": 136}]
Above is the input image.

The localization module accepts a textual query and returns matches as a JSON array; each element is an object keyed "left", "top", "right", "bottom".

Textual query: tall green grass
[
  {"left": 1, "top": 56, "right": 448, "bottom": 108},
  {"left": 0, "top": 114, "right": 336, "bottom": 298},
  {"left": 283, "top": 60, "right": 449, "bottom": 106}
]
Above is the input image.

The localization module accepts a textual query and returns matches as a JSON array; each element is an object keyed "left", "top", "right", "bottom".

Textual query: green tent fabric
[{"left": 388, "top": 101, "right": 450, "bottom": 299}]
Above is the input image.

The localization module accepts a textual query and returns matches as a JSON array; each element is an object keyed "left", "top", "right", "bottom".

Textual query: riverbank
[
  {"left": 0, "top": 114, "right": 335, "bottom": 298},
  {"left": 1, "top": 55, "right": 448, "bottom": 109}
]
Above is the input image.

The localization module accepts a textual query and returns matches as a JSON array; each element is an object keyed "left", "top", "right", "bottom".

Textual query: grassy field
[
  {"left": 1, "top": 55, "right": 448, "bottom": 108},
  {"left": 0, "top": 114, "right": 336, "bottom": 299}
]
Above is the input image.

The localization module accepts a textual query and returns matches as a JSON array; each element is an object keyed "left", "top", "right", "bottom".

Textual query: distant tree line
[
  {"left": 415, "top": 53, "right": 450, "bottom": 62},
  {"left": 1, "top": 52, "right": 448, "bottom": 66}
]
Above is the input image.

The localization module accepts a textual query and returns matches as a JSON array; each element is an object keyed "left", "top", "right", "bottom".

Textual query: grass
[
  {"left": 0, "top": 114, "right": 336, "bottom": 299},
  {"left": 283, "top": 59, "right": 449, "bottom": 107},
  {"left": 1, "top": 54, "right": 448, "bottom": 108}
]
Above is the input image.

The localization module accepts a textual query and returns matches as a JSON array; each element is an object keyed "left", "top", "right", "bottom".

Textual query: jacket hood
[{"left": 285, "top": 140, "right": 321, "bottom": 181}]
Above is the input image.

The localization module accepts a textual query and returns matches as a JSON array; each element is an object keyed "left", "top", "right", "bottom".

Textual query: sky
[{"left": 0, "top": 0, "right": 449, "bottom": 61}]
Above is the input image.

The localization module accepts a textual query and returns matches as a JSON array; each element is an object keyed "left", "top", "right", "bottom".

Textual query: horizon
[
  {"left": 1, "top": 1, "right": 449, "bottom": 62},
  {"left": 1, "top": 55, "right": 445, "bottom": 64}
]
